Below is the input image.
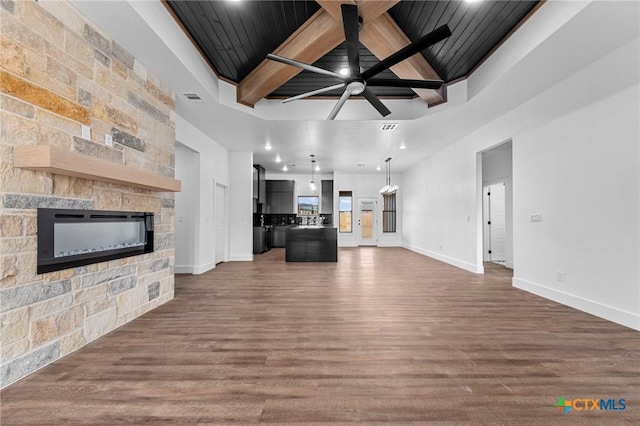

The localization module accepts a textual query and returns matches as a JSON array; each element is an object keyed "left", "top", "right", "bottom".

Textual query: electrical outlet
[
  {"left": 556, "top": 271, "right": 565, "bottom": 282},
  {"left": 81, "top": 125, "right": 91, "bottom": 140},
  {"left": 105, "top": 134, "right": 113, "bottom": 147},
  {"left": 530, "top": 214, "right": 542, "bottom": 222}
]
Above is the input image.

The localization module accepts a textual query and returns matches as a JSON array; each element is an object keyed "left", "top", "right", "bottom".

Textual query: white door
[
  {"left": 214, "top": 183, "right": 227, "bottom": 264},
  {"left": 357, "top": 198, "right": 377, "bottom": 246},
  {"left": 486, "top": 183, "right": 506, "bottom": 263}
]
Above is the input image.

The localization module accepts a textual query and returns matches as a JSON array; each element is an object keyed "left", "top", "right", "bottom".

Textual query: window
[
  {"left": 382, "top": 193, "right": 396, "bottom": 233},
  {"left": 339, "top": 191, "right": 352, "bottom": 233},
  {"left": 298, "top": 196, "right": 319, "bottom": 216}
]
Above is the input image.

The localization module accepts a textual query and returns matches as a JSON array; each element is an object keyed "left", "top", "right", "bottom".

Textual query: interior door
[
  {"left": 215, "top": 183, "right": 227, "bottom": 264},
  {"left": 357, "top": 198, "right": 377, "bottom": 246},
  {"left": 487, "top": 182, "right": 506, "bottom": 263}
]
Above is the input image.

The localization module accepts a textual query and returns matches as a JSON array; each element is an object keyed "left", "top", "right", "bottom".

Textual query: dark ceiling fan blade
[
  {"left": 361, "top": 25, "right": 451, "bottom": 80},
  {"left": 341, "top": 4, "right": 360, "bottom": 77},
  {"left": 362, "top": 88, "right": 391, "bottom": 117},
  {"left": 367, "top": 78, "right": 444, "bottom": 90},
  {"left": 281, "top": 83, "right": 346, "bottom": 103},
  {"left": 327, "top": 90, "right": 352, "bottom": 120},
  {"left": 266, "top": 54, "right": 345, "bottom": 79}
]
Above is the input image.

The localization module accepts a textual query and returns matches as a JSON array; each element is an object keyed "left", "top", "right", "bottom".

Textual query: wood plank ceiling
[{"left": 165, "top": 0, "right": 541, "bottom": 107}]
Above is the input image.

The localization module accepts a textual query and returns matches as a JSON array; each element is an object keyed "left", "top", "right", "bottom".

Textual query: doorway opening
[
  {"left": 479, "top": 141, "right": 513, "bottom": 270},
  {"left": 214, "top": 182, "right": 228, "bottom": 264},
  {"left": 357, "top": 198, "right": 377, "bottom": 246}
]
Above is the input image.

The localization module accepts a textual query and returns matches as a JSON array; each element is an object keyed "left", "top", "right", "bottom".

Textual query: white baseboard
[
  {"left": 505, "top": 261, "right": 514, "bottom": 269},
  {"left": 402, "top": 243, "right": 483, "bottom": 274},
  {"left": 173, "top": 265, "right": 193, "bottom": 274},
  {"left": 230, "top": 255, "right": 253, "bottom": 261},
  {"left": 338, "top": 243, "right": 358, "bottom": 248},
  {"left": 193, "top": 260, "right": 216, "bottom": 275},
  {"left": 513, "top": 277, "right": 640, "bottom": 331}
]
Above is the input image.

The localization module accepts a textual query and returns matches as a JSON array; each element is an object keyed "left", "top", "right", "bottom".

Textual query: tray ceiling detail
[{"left": 165, "top": 1, "right": 540, "bottom": 108}]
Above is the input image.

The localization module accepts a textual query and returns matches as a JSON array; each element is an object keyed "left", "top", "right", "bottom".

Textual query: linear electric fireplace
[{"left": 37, "top": 208, "right": 154, "bottom": 274}]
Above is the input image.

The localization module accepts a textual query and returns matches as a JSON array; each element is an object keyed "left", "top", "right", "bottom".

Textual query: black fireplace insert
[{"left": 37, "top": 208, "right": 154, "bottom": 274}]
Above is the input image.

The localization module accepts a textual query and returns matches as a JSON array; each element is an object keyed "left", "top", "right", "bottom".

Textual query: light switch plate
[
  {"left": 105, "top": 134, "right": 113, "bottom": 147},
  {"left": 530, "top": 214, "right": 542, "bottom": 222}
]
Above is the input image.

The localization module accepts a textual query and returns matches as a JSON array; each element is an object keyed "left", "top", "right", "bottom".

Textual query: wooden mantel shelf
[{"left": 14, "top": 146, "right": 181, "bottom": 192}]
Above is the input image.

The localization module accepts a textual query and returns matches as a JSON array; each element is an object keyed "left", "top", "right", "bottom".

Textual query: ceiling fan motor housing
[{"left": 346, "top": 80, "right": 366, "bottom": 95}]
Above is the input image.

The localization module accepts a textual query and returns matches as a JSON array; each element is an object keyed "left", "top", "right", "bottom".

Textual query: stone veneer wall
[{"left": 0, "top": 0, "right": 176, "bottom": 387}]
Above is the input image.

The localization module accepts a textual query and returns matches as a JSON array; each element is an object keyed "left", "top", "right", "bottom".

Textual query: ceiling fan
[{"left": 266, "top": 4, "right": 451, "bottom": 120}]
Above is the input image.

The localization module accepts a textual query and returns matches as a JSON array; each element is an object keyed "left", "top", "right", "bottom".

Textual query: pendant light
[
  {"left": 309, "top": 155, "right": 317, "bottom": 192},
  {"left": 379, "top": 157, "right": 398, "bottom": 195}
]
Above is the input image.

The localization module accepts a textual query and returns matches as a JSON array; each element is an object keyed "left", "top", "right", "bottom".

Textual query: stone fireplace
[{"left": 1, "top": 0, "right": 177, "bottom": 387}]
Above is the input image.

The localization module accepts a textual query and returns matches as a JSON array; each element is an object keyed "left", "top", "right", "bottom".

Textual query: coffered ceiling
[{"left": 165, "top": 0, "right": 540, "bottom": 108}]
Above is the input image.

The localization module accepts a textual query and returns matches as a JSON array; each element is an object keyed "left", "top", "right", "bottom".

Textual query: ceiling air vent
[
  {"left": 380, "top": 123, "right": 398, "bottom": 131},
  {"left": 182, "top": 92, "right": 202, "bottom": 101}
]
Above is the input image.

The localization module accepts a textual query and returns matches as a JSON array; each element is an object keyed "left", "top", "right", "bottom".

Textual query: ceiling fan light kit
[{"left": 267, "top": 4, "right": 451, "bottom": 120}]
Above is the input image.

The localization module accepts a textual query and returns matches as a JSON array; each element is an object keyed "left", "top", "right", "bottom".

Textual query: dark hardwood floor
[{"left": 1, "top": 247, "right": 638, "bottom": 424}]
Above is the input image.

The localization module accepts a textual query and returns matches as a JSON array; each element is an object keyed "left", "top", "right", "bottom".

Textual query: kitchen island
[{"left": 285, "top": 225, "right": 337, "bottom": 262}]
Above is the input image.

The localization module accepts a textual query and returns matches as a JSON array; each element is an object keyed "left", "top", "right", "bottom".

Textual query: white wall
[
  {"left": 335, "top": 173, "right": 402, "bottom": 247},
  {"left": 175, "top": 114, "right": 230, "bottom": 274},
  {"left": 174, "top": 143, "right": 198, "bottom": 272},
  {"left": 482, "top": 145, "right": 512, "bottom": 183},
  {"left": 229, "top": 152, "right": 254, "bottom": 261},
  {"left": 402, "top": 145, "right": 479, "bottom": 271},
  {"left": 401, "top": 36, "right": 640, "bottom": 329},
  {"left": 513, "top": 84, "right": 639, "bottom": 330}
]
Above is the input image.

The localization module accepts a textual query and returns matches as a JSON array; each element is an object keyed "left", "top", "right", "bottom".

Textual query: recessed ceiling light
[
  {"left": 339, "top": 68, "right": 349, "bottom": 76},
  {"left": 400, "top": 143, "right": 407, "bottom": 150},
  {"left": 376, "top": 165, "right": 381, "bottom": 171},
  {"left": 315, "top": 164, "right": 320, "bottom": 171},
  {"left": 275, "top": 155, "right": 281, "bottom": 163},
  {"left": 265, "top": 142, "right": 272, "bottom": 150},
  {"left": 282, "top": 165, "right": 288, "bottom": 171},
  {"left": 380, "top": 123, "right": 398, "bottom": 131}
]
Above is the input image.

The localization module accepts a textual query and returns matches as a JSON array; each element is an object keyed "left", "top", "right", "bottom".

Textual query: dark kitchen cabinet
[
  {"left": 321, "top": 180, "right": 333, "bottom": 214},
  {"left": 272, "top": 225, "right": 290, "bottom": 248},
  {"left": 266, "top": 180, "right": 295, "bottom": 213},
  {"left": 253, "top": 227, "right": 265, "bottom": 254},
  {"left": 253, "top": 164, "right": 266, "bottom": 204},
  {"left": 253, "top": 226, "right": 271, "bottom": 254},
  {"left": 252, "top": 167, "right": 258, "bottom": 200}
]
